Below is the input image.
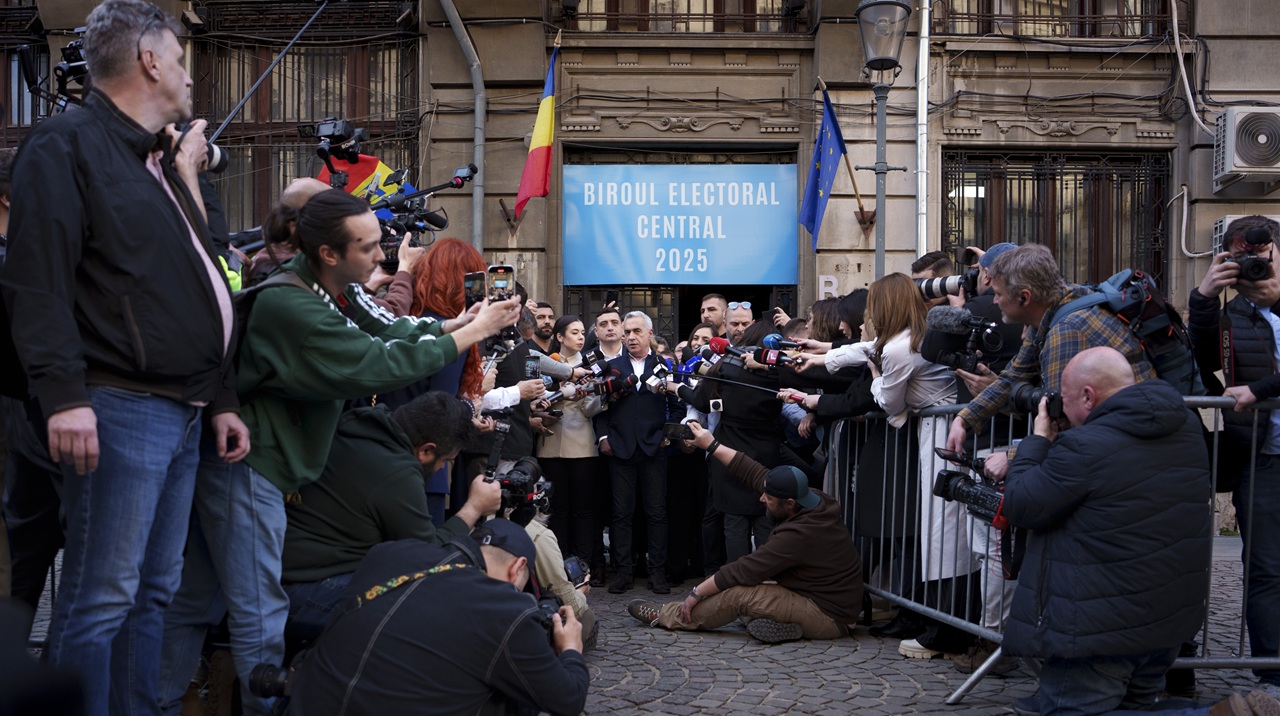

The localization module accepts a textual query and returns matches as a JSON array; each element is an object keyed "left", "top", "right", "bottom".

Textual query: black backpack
[{"left": 1049, "top": 269, "right": 1205, "bottom": 396}]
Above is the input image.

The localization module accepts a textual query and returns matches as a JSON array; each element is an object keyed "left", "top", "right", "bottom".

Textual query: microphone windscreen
[
  {"left": 708, "top": 336, "right": 731, "bottom": 355},
  {"left": 926, "top": 305, "right": 975, "bottom": 335}
]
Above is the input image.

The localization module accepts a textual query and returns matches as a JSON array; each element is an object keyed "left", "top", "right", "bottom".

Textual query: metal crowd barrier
[{"left": 827, "top": 397, "right": 1280, "bottom": 704}]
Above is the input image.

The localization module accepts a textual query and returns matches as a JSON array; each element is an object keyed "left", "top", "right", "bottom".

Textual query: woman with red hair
[{"left": 367, "top": 238, "right": 488, "bottom": 524}]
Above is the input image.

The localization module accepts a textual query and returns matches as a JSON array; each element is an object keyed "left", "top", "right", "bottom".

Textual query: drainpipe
[
  {"left": 915, "top": 0, "right": 930, "bottom": 258},
  {"left": 438, "top": 0, "right": 486, "bottom": 252}
]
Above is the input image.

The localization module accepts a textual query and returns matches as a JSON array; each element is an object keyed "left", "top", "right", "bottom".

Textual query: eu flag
[{"left": 798, "top": 89, "right": 846, "bottom": 250}]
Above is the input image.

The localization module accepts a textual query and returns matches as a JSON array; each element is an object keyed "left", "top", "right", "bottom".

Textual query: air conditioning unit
[
  {"left": 1214, "top": 107, "right": 1280, "bottom": 193},
  {"left": 1211, "top": 214, "right": 1280, "bottom": 252}
]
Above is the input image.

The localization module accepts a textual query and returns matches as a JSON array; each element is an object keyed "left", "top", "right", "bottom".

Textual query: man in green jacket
[
  {"left": 159, "top": 190, "right": 521, "bottom": 715},
  {"left": 627, "top": 422, "right": 863, "bottom": 644},
  {"left": 281, "top": 391, "right": 502, "bottom": 639}
]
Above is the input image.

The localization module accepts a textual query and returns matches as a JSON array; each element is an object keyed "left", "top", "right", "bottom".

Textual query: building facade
[{"left": 3, "top": 0, "right": 1277, "bottom": 343}]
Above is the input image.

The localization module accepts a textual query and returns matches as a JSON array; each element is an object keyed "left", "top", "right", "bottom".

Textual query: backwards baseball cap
[
  {"left": 979, "top": 242, "right": 1019, "bottom": 270},
  {"left": 472, "top": 518, "right": 537, "bottom": 568},
  {"left": 764, "top": 466, "right": 821, "bottom": 510}
]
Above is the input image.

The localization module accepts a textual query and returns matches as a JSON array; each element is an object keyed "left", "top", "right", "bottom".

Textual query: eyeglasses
[
  {"left": 135, "top": 4, "right": 168, "bottom": 61},
  {"left": 728, "top": 301, "right": 752, "bottom": 310}
]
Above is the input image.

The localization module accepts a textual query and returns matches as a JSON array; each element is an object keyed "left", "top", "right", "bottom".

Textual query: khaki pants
[{"left": 656, "top": 583, "right": 846, "bottom": 640}]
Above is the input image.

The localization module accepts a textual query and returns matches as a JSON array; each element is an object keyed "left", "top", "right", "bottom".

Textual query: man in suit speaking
[{"left": 596, "top": 311, "right": 673, "bottom": 596}]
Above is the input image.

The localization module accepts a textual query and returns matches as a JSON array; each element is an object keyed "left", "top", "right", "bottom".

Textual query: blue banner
[{"left": 562, "top": 164, "right": 799, "bottom": 285}]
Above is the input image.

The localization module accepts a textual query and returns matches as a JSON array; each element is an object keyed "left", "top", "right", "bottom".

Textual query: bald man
[
  {"left": 280, "top": 177, "right": 330, "bottom": 209},
  {"left": 997, "top": 347, "right": 1214, "bottom": 716}
]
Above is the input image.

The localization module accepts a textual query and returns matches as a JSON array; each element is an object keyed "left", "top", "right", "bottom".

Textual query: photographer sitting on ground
[
  {"left": 286, "top": 519, "right": 589, "bottom": 716},
  {"left": 280, "top": 391, "right": 502, "bottom": 641},
  {"left": 627, "top": 422, "right": 862, "bottom": 644}
]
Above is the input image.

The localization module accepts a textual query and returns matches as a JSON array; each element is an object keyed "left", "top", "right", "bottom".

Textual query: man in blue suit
[{"left": 597, "top": 311, "right": 672, "bottom": 595}]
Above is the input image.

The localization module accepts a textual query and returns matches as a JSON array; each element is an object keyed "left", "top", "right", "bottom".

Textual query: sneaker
[
  {"left": 649, "top": 570, "right": 670, "bottom": 594},
  {"left": 627, "top": 599, "right": 661, "bottom": 627},
  {"left": 608, "top": 571, "right": 633, "bottom": 594},
  {"left": 1247, "top": 690, "right": 1280, "bottom": 716},
  {"left": 746, "top": 618, "right": 804, "bottom": 644},
  {"left": 899, "top": 637, "right": 952, "bottom": 660},
  {"left": 953, "top": 638, "right": 1021, "bottom": 675}
]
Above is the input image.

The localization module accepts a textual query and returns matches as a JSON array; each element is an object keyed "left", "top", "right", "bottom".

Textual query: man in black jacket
[
  {"left": 1188, "top": 214, "right": 1280, "bottom": 697},
  {"left": 285, "top": 520, "right": 589, "bottom": 716},
  {"left": 0, "top": 2, "right": 249, "bottom": 711},
  {"left": 596, "top": 310, "right": 674, "bottom": 595},
  {"left": 1001, "top": 347, "right": 1212, "bottom": 715}
]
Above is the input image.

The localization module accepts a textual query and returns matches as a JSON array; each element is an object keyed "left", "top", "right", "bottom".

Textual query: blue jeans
[
  {"left": 45, "top": 386, "right": 201, "bottom": 716},
  {"left": 283, "top": 572, "right": 353, "bottom": 643},
  {"left": 1237, "top": 455, "right": 1280, "bottom": 686},
  {"left": 1036, "top": 647, "right": 1181, "bottom": 715},
  {"left": 158, "top": 443, "right": 288, "bottom": 716}
]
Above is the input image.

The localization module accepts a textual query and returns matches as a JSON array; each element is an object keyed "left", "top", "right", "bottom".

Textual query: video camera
[
  {"left": 931, "top": 447, "right": 1007, "bottom": 529},
  {"left": 923, "top": 306, "right": 1004, "bottom": 373},
  {"left": 54, "top": 32, "right": 87, "bottom": 100}
]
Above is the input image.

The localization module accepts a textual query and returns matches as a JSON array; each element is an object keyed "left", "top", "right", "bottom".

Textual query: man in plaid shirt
[{"left": 945, "top": 244, "right": 1155, "bottom": 477}]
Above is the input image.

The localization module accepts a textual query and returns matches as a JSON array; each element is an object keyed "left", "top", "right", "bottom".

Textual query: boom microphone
[
  {"left": 762, "top": 333, "right": 800, "bottom": 351},
  {"left": 926, "top": 305, "right": 977, "bottom": 335}
]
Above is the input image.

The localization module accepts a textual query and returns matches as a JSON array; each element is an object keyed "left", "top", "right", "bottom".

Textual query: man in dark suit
[{"left": 596, "top": 311, "right": 672, "bottom": 595}]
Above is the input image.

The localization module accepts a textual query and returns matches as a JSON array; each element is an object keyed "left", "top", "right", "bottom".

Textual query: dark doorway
[{"left": 675, "top": 285, "right": 774, "bottom": 344}]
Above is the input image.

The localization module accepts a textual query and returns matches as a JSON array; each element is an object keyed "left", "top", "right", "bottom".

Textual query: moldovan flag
[
  {"left": 514, "top": 47, "right": 559, "bottom": 220},
  {"left": 317, "top": 154, "right": 413, "bottom": 219}
]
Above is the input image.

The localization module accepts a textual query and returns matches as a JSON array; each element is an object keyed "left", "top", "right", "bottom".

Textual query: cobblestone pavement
[
  {"left": 28, "top": 538, "right": 1260, "bottom": 715},
  {"left": 581, "top": 537, "right": 1258, "bottom": 716}
]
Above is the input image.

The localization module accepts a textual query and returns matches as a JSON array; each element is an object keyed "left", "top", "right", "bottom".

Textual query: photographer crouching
[{"left": 993, "top": 347, "right": 1233, "bottom": 716}]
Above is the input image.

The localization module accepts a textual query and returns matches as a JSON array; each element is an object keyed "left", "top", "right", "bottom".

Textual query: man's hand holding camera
[
  {"left": 551, "top": 606, "right": 584, "bottom": 655},
  {"left": 955, "top": 363, "right": 998, "bottom": 396},
  {"left": 1033, "top": 395, "right": 1061, "bottom": 442},
  {"left": 453, "top": 474, "right": 503, "bottom": 528}
]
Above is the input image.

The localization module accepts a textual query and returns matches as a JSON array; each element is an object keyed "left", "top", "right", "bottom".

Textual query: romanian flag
[
  {"left": 514, "top": 47, "right": 559, "bottom": 220},
  {"left": 317, "top": 153, "right": 414, "bottom": 219},
  {"left": 798, "top": 89, "right": 846, "bottom": 250}
]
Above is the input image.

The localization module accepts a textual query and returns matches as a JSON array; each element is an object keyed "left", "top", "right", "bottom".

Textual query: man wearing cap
[
  {"left": 285, "top": 518, "right": 589, "bottom": 716},
  {"left": 626, "top": 422, "right": 862, "bottom": 643},
  {"left": 1188, "top": 215, "right": 1280, "bottom": 698}
]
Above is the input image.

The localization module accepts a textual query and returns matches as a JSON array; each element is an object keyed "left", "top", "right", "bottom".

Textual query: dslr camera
[
  {"left": 934, "top": 315, "right": 1003, "bottom": 373},
  {"left": 485, "top": 456, "right": 552, "bottom": 512},
  {"left": 564, "top": 555, "right": 591, "bottom": 588},
  {"left": 915, "top": 269, "right": 980, "bottom": 301},
  {"left": 931, "top": 448, "right": 1007, "bottom": 529},
  {"left": 1009, "top": 381, "right": 1063, "bottom": 420},
  {"left": 1226, "top": 254, "right": 1273, "bottom": 282}
]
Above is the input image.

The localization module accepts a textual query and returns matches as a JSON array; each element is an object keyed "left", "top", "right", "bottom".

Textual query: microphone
[
  {"left": 926, "top": 305, "right": 977, "bottom": 335},
  {"left": 707, "top": 336, "right": 751, "bottom": 358},
  {"left": 580, "top": 348, "right": 607, "bottom": 375},
  {"left": 527, "top": 350, "right": 574, "bottom": 382},
  {"left": 762, "top": 333, "right": 800, "bottom": 351},
  {"left": 752, "top": 348, "right": 794, "bottom": 366}
]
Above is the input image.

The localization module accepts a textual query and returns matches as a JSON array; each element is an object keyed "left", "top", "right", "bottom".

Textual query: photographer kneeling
[
  {"left": 286, "top": 519, "right": 588, "bottom": 716},
  {"left": 999, "top": 347, "right": 1228, "bottom": 716},
  {"left": 281, "top": 392, "right": 502, "bottom": 641}
]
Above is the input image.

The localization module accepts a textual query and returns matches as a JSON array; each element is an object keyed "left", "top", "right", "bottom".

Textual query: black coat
[
  {"left": 1002, "top": 380, "right": 1212, "bottom": 659},
  {"left": 687, "top": 358, "right": 783, "bottom": 515},
  {"left": 594, "top": 353, "right": 673, "bottom": 461}
]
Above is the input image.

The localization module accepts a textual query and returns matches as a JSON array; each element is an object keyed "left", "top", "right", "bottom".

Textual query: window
[
  {"left": 937, "top": 0, "right": 1174, "bottom": 37},
  {"left": 190, "top": 3, "right": 418, "bottom": 233},
  {"left": 570, "top": 0, "right": 798, "bottom": 33},
  {"left": 940, "top": 152, "right": 1170, "bottom": 285}
]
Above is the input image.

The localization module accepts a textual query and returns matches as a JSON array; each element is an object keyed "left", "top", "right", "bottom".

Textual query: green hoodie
[{"left": 238, "top": 254, "right": 458, "bottom": 492}]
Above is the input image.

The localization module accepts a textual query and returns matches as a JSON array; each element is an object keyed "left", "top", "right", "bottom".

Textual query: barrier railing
[{"left": 829, "top": 396, "right": 1280, "bottom": 704}]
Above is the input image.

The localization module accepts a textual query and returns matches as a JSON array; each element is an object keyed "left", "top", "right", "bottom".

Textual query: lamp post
[{"left": 854, "top": 0, "right": 912, "bottom": 279}]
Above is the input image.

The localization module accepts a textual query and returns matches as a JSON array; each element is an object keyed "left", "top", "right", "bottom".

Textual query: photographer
[
  {"left": 1000, "top": 347, "right": 1213, "bottom": 715},
  {"left": 1188, "top": 215, "right": 1280, "bottom": 695},
  {"left": 281, "top": 392, "right": 502, "bottom": 640},
  {"left": 1, "top": 2, "right": 250, "bottom": 710},
  {"left": 627, "top": 421, "right": 861, "bottom": 644},
  {"left": 158, "top": 190, "right": 520, "bottom": 716},
  {"left": 944, "top": 245, "right": 1154, "bottom": 473},
  {"left": 286, "top": 520, "right": 589, "bottom": 716}
]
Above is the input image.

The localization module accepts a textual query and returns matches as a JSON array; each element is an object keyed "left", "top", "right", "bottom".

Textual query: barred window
[
  {"left": 569, "top": 0, "right": 799, "bottom": 33},
  {"left": 936, "top": 0, "right": 1174, "bottom": 38},
  {"left": 941, "top": 152, "right": 1170, "bottom": 286}
]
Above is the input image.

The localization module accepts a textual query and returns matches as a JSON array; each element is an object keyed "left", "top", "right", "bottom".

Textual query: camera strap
[
  {"left": 1220, "top": 312, "right": 1235, "bottom": 386},
  {"left": 355, "top": 562, "right": 472, "bottom": 608}
]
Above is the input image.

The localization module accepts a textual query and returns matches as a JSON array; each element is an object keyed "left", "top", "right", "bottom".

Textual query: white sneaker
[{"left": 899, "top": 637, "right": 952, "bottom": 659}]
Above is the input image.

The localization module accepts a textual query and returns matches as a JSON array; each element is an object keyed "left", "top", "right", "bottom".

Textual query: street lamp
[{"left": 854, "top": 0, "right": 912, "bottom": 278}]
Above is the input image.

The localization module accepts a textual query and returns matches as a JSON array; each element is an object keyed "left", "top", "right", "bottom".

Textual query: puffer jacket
[
  {"left": 1188, "top": 288, "right": 1277, "bottom": 476},
  {"left": 1001, "top": 379, "right": 1212, "bottom": 659}
]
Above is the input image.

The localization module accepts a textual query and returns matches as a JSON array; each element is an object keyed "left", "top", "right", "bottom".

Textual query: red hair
[{"left": 410, "top": 238, "right": 487, "bottom": 398}]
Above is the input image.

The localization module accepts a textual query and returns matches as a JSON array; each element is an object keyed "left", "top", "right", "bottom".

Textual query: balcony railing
[
  {"left": 934, "top": 0, "right": 1175, "bottom": 38},
  {"left": 568, "top": 0, "right": 801, "bottom": 33}
]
